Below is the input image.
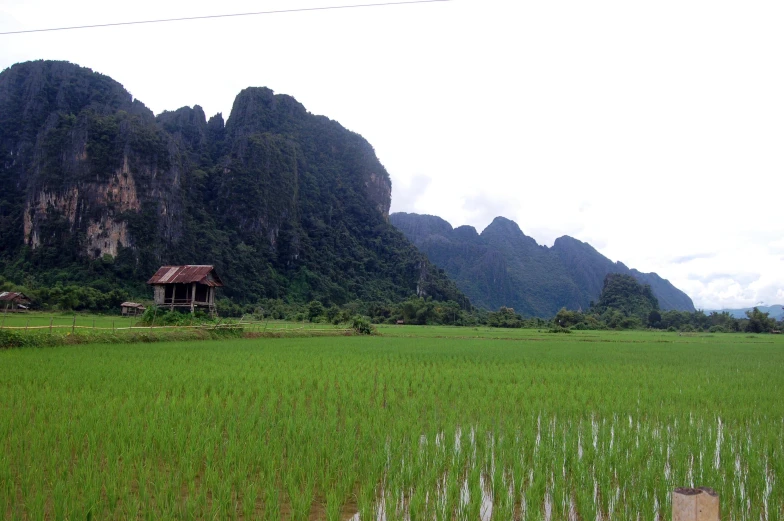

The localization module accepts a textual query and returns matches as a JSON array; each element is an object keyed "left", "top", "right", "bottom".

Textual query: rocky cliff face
[
  {"left": 0, "top": 60, "right": 464, "bottom": 306},
  {"left": 0, "top": 60, "right": 168, "bottom": 259},
  {"left": 390, "top": 212, "right": 695, "bottom": 316},
  {"left": 23, "top": 156, "right": 142, "bottom": 256}
]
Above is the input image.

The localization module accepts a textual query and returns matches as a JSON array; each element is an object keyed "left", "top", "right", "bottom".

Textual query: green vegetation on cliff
[
  {"left": 390, "top": 212, "right": 695, "bottom": 317},
  {"left": 591, "top": 273, "right": 659, "bottom": 319},
  {"left": 0, "top": 60, "right": 467, "bottom": 310}
]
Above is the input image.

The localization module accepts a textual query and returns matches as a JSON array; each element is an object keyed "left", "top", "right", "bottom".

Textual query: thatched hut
[{"left": 120, "top": 302, "right": 146, "bottom": 317}]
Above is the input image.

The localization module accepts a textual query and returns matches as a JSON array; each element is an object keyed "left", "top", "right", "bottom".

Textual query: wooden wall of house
[{"left": 153, "top": 286, "right": 165, "bottom": 305}]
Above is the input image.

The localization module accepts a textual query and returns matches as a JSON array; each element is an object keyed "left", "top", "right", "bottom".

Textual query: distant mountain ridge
[
  {"left": 705, "top": 305, "right": 784, "bottom": 320},
  {"left": 390, "top": 212, "right": 696, "bottom": 317}
]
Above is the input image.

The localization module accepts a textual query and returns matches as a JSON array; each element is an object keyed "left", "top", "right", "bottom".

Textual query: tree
[
  {"left": 487, "top": 307, "right": 523, "bottom": 328},
  {"left": 555, "top": 307, "right": 584, "bottom": 328},
  {"left": 745, "top": 307, "right": 776, "bottom": 333},
  {"left": 307, "top": 300, "right": 325, "bottom": 322},
  {"left": 591, "top": 274, "right": 659, "bottom": 328},
  {"left": 647, "top": 309, "right": 662, "bottom": 328}
]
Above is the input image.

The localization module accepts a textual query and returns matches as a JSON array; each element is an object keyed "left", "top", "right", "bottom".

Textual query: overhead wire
[{"left": 0, "top": 0, "right": 452, "bottom": 36}]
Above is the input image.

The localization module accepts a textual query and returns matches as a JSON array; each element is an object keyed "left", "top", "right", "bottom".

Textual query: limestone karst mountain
[
  {"left": 390, "top": 212, "right": 695, "bottom": 317},
  {"left": 0, "top": 60, "right": 466, "bottom": 306}
]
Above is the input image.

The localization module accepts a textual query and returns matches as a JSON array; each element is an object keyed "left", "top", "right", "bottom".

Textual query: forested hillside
[
  {"left": 390, "top": 212, "right": 695, "bottom": 317},
  {"left": 0, "top": 60, "right": 467, "bottom": 310}
]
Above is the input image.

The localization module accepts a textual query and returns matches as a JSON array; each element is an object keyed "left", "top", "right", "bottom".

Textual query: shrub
[
  {"left": 351, "top": 315, "right": 376, "bottom": 335},
  {"left": 548, "top": 326, "right": 572, "bottom": 334},
  {"left": 137, "top": 306, "right": 212, "bottom": 326}
]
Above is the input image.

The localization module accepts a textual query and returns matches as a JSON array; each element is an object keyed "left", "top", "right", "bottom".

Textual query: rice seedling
[{"left": 0, "top": 330, "right": 782, "bottom": 519}]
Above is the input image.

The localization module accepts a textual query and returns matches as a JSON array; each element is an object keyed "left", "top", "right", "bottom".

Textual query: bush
[
  {"left": 548, "top": 326, "right": 572, "bottom": 334},
  {"left": 618, "top": 316, "right": 642, "bottom": 330},
  {"left": 351, "top": 315, "right": 376, "bottom": 335},
  {"left": 0, "top": 330, "right": 27, "bottom": 348},
  {"left": 487, "top": 307, "right": 524, "bottom": 328}
]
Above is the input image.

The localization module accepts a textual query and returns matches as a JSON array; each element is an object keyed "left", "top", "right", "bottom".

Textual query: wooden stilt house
[
  {"left": 0, "top": 292, "right": 31, "bottom": 312},
  {"left": 147, "top": 265, "right": 223, "bottom": 315}
]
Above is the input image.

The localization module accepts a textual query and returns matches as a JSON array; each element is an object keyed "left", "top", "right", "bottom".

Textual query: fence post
[
  {"left": 49, "top": 317, "right": 53, "bottom": 335},
  {"left": 673, "top": 487, "right": 719, "bottom": 521},
  {"left": 72, "top": 315, "right": 76, "bottom": 334}
]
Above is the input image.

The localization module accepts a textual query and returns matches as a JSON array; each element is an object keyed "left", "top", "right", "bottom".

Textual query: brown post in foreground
[{"left": 673, "top": 487, "right": 719, "bottom": 521}]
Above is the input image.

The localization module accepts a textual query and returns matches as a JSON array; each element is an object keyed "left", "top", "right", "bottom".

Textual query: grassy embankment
[
  {"left": 0, "top": 312, "right": 353, "bottom": 348},
  {"left": 1, "top": 328, "right": 782, "bottom": 520}
]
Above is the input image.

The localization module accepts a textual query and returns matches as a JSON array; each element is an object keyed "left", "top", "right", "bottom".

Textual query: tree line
[{"left": 3, "top": 273, "right": 780, "bottom": 334}]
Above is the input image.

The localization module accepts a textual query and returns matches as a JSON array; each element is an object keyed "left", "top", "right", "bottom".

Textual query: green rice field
[{"left": 2, "top": 329, "right": 783, "bottom": 519}]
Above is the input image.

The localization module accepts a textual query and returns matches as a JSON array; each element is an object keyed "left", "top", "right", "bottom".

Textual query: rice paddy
[{"left": 1, "top": 330, "right": 783, "bottom": 519}]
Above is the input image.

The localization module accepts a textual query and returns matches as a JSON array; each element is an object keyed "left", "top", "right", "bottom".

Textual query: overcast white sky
[{"left": 1, "top": 0, "right": 782, "bottom": 310}]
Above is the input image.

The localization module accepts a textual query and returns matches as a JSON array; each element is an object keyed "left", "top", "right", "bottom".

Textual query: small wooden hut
[
  {"left": 120, "top": 302, "right": 146, "bottom": 317},
  {"left": 0, "top": 292, "right": 31, "bottom": 312},
  {"left": 147, "top": 265, "right": 223, "bottom": 315}
]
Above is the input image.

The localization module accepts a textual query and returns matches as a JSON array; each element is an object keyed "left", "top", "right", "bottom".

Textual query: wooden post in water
[{"left": 673, "top": 487, "right": 719, "bottom": 521}]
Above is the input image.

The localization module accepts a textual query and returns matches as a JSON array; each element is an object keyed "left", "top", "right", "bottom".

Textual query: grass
[
  {"left": 1, "top": 329, "right": 782, "bottom": 519},
  {"left": 0, "top": 312, "right": 353, "bottom": 348},
  {"left": 0, "top": 311, "right": 137, "bottom": 329},
  {"left": 0, "top": 311, "right": 349, "bottom": 331}
]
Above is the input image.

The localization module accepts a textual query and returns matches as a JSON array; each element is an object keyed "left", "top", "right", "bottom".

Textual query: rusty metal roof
[
  {"left": 0, "top": 292, "right": 30, "bottom": 302},
  {"left": 120, "top": 302, "right": 145, "bottom": 309},
  {"left": 147, "top": 265, "right": 224, "bottom": 287}
]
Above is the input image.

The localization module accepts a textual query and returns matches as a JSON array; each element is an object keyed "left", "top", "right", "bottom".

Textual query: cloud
[
  {"left": 462, "top": 193, "right": 520, "bottom": 233},
  {"left": 390, "top": 174, "right": 432, "bottom": 213},
  {"left": 768, "top": 239, "right": 784, "bottom": 255},
  {"left": 528, "top": 225, "right": 586, "bottom": 248},
  {"left": 671, "top": 253, "right": 716, "bottom": 264},
  {"left": 688, "top": 272, "right": 761, "bottom": 285},
  {"left": 684, "top": 273, "right": 784, "bottom": 310}
]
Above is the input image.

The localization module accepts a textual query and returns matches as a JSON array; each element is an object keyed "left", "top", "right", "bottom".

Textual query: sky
[{"left": 1, "top": 0, "right": 782, "bottom": 310}]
